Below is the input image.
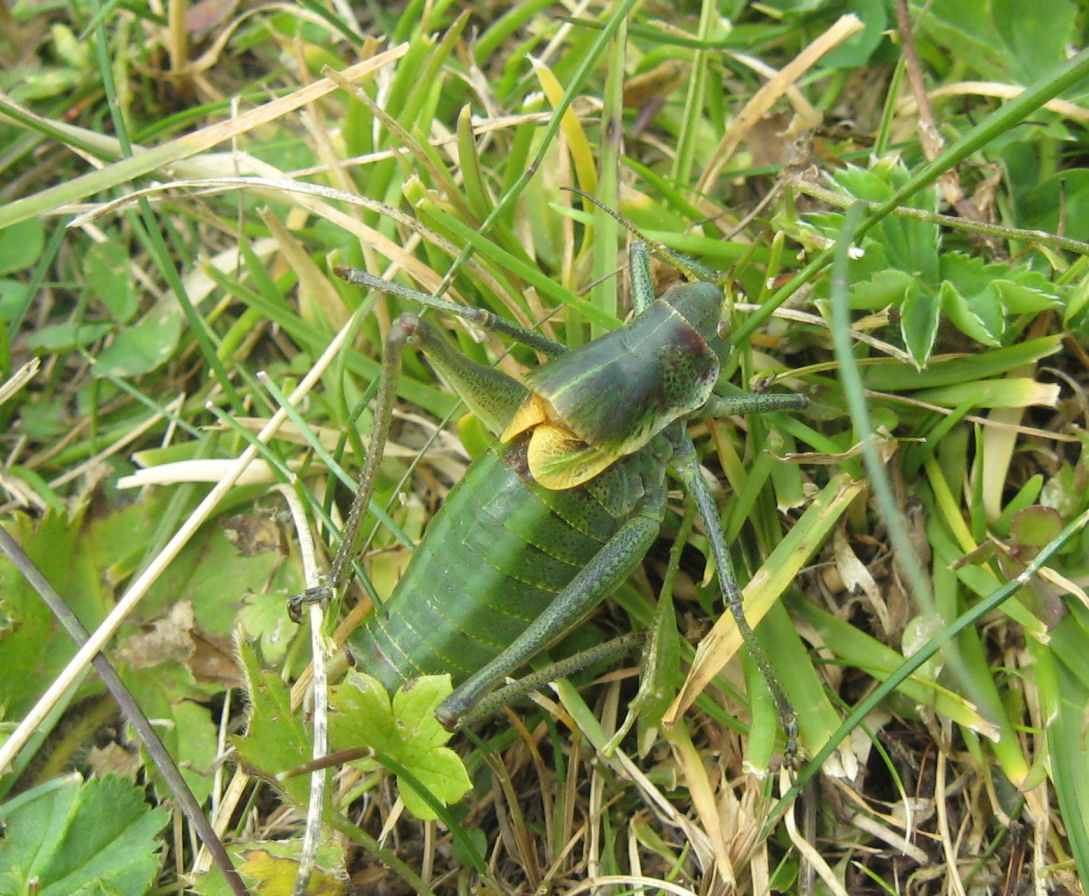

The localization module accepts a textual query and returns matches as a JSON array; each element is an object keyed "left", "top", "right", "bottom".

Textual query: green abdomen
[{"left": 348, "top": 441, "right": 643, "bottom": 689}]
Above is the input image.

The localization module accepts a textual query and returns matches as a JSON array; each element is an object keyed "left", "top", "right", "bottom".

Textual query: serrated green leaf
[
  {"left": 235, "top": 588, "right": 300, "bottom": 666},
  {"left": 900, "top": 284, "right": 940, "bottom": 366},
  {"left": 843, "top": 236, "right": 891, "bottom": 284},
  {"left": 832, "top": 164, "right": 894, "bottom": 202},
  {"left": 41, "top": 777, "right": 167, "bottom": 896},
  {"left": 965, "top": 286, "right": 1007, "bottom": 343},
  {"left": 940, "top": 280, "right": 1002, "bottom": 347},
  {"left": 848, "top": 268, "right": 914, "bottom": 310},
  {"left": 880, "top": 213, "right": 940, "bottom": 284},
  {"left": 940, "top": 254, "right": 1059, "bottom": 319},
  {"left": 232, "top": 640, "right": 311, "bottom": 806},
  {"left": 155, "top": 698, "right": 219, "bottom": 804},
  {"left": 940, "top": 251, "right": 998, "bottom": 294},
  {"left": 0, "top": 775, "right": 167, "bottom": 896},
  {"left": 832, "top": 161, "right": 940, "bottom": 280},
  {"left": 328, "top": 673, "right": 470, "bottom": 820},
  {"left": 328, "top": 672, "right": 396, "bottom": 753},
  {"left": 992, "top": 278, "right": 1060, "bottom": 315},
  {"left": 0, "top": 777, "right": 78, "bottom": 889}
]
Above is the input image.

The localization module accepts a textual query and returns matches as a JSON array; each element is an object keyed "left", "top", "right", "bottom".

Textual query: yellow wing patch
[
  {"left": 501, "top": 392, "right": 549, "bottom": 443},
  {"left": 503, "top": 392, "right": 621, "bottom": 489},
  {"left": 525, "top": 424, "right": 619, "bottom": 489}
]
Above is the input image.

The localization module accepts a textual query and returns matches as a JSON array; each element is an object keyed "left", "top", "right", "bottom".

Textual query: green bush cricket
[{"left": 296, "top": 219, "right": 807, "bottom": 763}]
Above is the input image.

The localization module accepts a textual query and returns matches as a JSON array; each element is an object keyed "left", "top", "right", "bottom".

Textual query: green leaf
[
  {"left": 127, "top": 678, "right": 219, "bottom": 803},
  {"left": 0, "top": 775, "right": 168, "bottom": 896},
  {"left": 940, "top": 280, "right": 1002, "bottom": 347},
  {"left": 849, "top": 268, "right": 914, "bottom": 310},
  {"left": 900, "top": 284, "right": 940, "bottom": 366},
  {"left": 940, "top": 252, "right": 999, "bottom": 296},
  {"left": 1063, "top": 271, "right": 1089, "bottom": 333},
  {"left": 991, "top": 278, "right": 1061, "bottom": 315},
  {"left": 50, "top": 24, "right": 91, "bottom": 70},
  {"left": 329, "top": 673, "right": 471, "bottom": 820},
  {"left": 141, "top": 512, "right": 302, "bottom": 640},
  {"left": 941, "top": 252, "right": 1059, "bottom": 315},
  {"left": 231, "top": 640, "right": 311, "bottom": 806},
  {"left": 93, "top": 312, "right": 182, "bottom": 378},
  {"left": 0, "top": 219, "right": 44, "bottom": 276},
  {"left": 9, "top": 67, "right": 84, "bottom": 103},
  {"left": 875, "top": 214, "right": 939, "bottom": 286},
  {"left": 84, "top": 495, "right": 170, "bottom": 586},
  {"left": 398, "top": 748, "right": 471, "bottom": 820},
  {"left": 1022, "top": 170, "right": 1089, "bottom": 243},
  {"left": 84, "top": 242, "right": 137, "bottom": 323},
  {"left": 1041, "top": 462, "right": 1087, "bottom": 518},
  {"left": 818, "top": 0, "right": 888, "bottom": 69},
  {"left": 235, "top": 588, "right": 301, "bottom": 666},
  {"left": 0, "top": 278, "right": 31, "bottom": 322},
  {"left": 832, "top": 161, "right": 940, "bottom": 280},
  {"left": 994, "top": 0, "right": 1077, "bottom": 84},
  {"left": 832, "top": 163, "right": 895, "bottom": 203},
  {"left": 968, "top": 286, "right": 1007, "bottom": 343},
  {"left": 24, "top": 322, "right": 114, "bottom": 353},
  {"left": 1009, "top": 505, "right": 1064, "bottom": 551},
  {"left": 0, "top": 510, "right": 112, "bottom": 720},
  {"left": 1048, "top": 651, "right": 1089, "bottom": 887},
  {"left": 921, "top": 0, "right": 1006, "bottom": 78},
  {"left": 450, "top": 826, "right": 489, "bottom": 871},
  {"left": 190, "top": 838, "right": 348, "bottom": 896}
]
